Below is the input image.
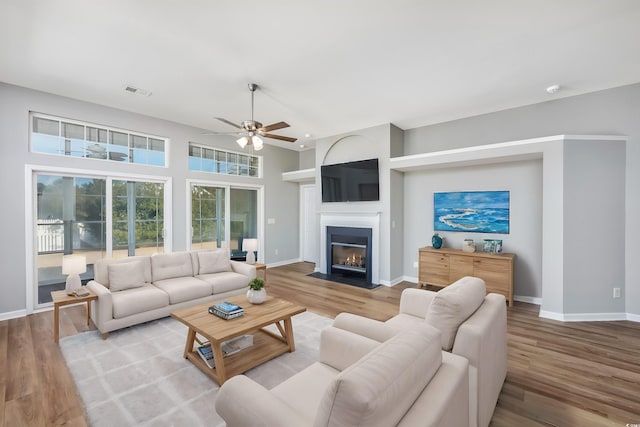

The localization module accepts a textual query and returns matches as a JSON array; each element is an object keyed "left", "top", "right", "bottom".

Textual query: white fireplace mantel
[{"left": 319, "top": 212, "right": 381, "bottom": 284}]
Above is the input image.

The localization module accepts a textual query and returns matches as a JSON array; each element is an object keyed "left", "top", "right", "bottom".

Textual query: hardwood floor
[{"left": 1, "top": 261, "right": 639, "bottom": 426}]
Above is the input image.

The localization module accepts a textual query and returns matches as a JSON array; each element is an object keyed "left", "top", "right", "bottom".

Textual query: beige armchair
[
  {"left": 333, "top": 276, "right": 507, "bottom": 427},
  {"left": 215, "top": 323, "right": 469, "bottom": 427}
]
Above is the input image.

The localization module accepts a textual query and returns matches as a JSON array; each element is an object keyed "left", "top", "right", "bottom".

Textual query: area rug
[{"left": 59, "top": 311, "right": 333, "bottom": 427}]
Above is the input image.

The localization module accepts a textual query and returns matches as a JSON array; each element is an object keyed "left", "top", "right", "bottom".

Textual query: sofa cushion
[
  {"left": 150, "top": 252, "right": 194, "bottom": 281},
  {"left": 94, "top": 256, "right": 152, "bottom": 289},
  {"left": 197, "top": 271, "right": 249, "bottom": 294},
  {"left": 314, "top": 324, "right": 442, "bottom": 427},
  {"left": 153, "top": 277, "right": 213, "bottom": 304},
  {"left": 107, "top": 261, "right": 146, "bottom": 292},
  {"left": 425, "top": 276, "right": 486, "bottom": 351},
  {"left": 111, "top": 284, "right": 169, "bottom": 319},
  {"left": 197, "top": 250, "right": 232, "bottom": 275}
]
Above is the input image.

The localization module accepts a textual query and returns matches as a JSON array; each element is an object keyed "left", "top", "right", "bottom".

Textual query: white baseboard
[
  {"left": 627, "top": 312, "right": 640, "bottom": 322},
  {"left": 539, "top": 310, "right": 629, "bottom": 322},
  {"left": 514, "top": 295, "right": 542, "bottom": 305},
  {"left": 0, "top": 309, "right": 28, "bottom": 321},
  {"left": 266, "top": 258, "right": 302, "bottom": 269}
]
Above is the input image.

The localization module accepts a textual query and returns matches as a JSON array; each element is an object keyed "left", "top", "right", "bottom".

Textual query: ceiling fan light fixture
[
  {"left": 252, "top": 135, "right": 263, "bottom": 149},
  {"left": 236, "top": 136, "right": 248, "bottom": 148}
]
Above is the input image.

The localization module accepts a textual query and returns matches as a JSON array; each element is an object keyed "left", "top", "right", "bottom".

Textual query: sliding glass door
[
  {"left": 112, "top": 180, "right": 165, "bottom": 258},
  {"left": 190, "top": 182, "right": 260, "bottom": 260},
  {"left": 34, "top": 172, "right": 168, "bottom": 306},
  {"left": 36, "top": 175, "right": 106, "bottom": 304}
]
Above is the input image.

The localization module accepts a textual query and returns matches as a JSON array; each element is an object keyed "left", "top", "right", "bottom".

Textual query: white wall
[{"left": 403, "top": 159, "right": 543, "bottom": 300}]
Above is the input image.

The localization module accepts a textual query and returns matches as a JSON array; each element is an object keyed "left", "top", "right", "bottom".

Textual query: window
[
  {"left": 31, "top": 113, "right": 167, "bottom": 167},
  {"left": 188, "top": 143, "right": 260, "bottom": 177},
  {"left": 33, "top": 171, "right": 168, "bottom": 306},
  {"left": 189, "top": 182, "right": 260, "bottom": 260}
]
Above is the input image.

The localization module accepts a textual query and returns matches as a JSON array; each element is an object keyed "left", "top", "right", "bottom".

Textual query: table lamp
[
  {"left": 242, "top": 238, "right": 258, "bottom": 264},
  {"left": 62, "top": 254, "right": 86, "bottom": 291}
]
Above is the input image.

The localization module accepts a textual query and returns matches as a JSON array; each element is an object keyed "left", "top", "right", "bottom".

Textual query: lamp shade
[
  {"left": 242, "top": 238, "right": 258, "bottom": 252},
  {"left": 62, "top": 255, "right": 87, "bottom": 275}
]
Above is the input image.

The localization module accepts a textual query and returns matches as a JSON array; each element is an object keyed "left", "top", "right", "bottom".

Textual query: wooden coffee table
[{"left": 171, "top": 295, "right": 306, "bottom": 384}]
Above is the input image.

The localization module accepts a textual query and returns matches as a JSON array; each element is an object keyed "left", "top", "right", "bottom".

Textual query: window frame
[
  {"left": 188, "top": 142, "right": 261, "bottom": 178},
  {"left": 30, "top": 112, "right": 169, "bottom": 167}
]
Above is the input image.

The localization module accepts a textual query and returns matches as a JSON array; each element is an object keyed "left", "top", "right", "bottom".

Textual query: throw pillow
[
  {"left": 198, "top": 250, "right": 232, "bottom": 275},
  {"left": 108, "top": 261, "right": 146, "bottom": 292},
  {"left": 424, "top": 276, "right": 486, "bottom": 351}
]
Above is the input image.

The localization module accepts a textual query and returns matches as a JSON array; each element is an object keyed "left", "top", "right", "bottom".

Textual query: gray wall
[
  {"left": 404, "top": 83, "right": 639, "bottom": 317},
  {"left": 298, "top": 149, "right": 315, "bottom": 170},
  {"left": 403, "top": 159, "right": 543, "bottom": 299},
  {"left": 0, "top": 82, "right": 299, "bottom": 316}
]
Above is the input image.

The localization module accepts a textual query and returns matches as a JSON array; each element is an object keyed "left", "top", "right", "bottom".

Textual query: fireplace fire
[{"left": 326, "top": 226, "right": 372, "bottom": 285}]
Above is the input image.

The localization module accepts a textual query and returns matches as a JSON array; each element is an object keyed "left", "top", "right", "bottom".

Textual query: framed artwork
[{"left": 434, "top": 191, "right": 510, "bottom": 234}]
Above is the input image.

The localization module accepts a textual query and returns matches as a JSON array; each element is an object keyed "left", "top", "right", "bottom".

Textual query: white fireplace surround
[{"left": 319, "top": 212, "right": 381, "bottom": 284}]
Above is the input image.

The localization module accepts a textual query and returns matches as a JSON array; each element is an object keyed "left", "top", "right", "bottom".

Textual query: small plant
[{"left": 248, "top": 277, "right": 264, "bottom": 291}]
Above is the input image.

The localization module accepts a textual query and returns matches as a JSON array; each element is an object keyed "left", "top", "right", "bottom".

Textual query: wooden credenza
[{"left": 418, "top": 246, "right": 515, "bottom": 306}]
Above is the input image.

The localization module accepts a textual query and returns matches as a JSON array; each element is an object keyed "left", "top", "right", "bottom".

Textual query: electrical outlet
[
  {"left": 613, "top": 288, "right": 621, "bottom": 298},
  {"left": 413, "top": 261, "right": 418, "bottom": 268},
  {"left": 275, "top": 249, "right": 279, "bottom": 255}
]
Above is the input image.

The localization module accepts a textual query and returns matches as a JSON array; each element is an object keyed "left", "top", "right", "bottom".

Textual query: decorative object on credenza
[
  {"left": 432, "top": 233, "right": 443, "bottom": 249},
  {"left": 483, "top": 239, "right": 503, "bottom": 254},
  {"left": 462, "top": 239, "right": 476, "bottom": 253},
  {"left": 62, "top": 254, "right": 86, "bottom": 292},
  {"left": 434, "top": 191, "right": 510, "bottom": 234},
  {"left": 243, "top": 238, "right": 258, "bottom": 264},
  {"left": 247, "top": 277, "right": 266, "bottom": 304}
]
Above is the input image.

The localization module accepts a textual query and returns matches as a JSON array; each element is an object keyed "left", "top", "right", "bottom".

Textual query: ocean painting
[{"left": 434, "top": 191, "right": 510, "bottom": 234}]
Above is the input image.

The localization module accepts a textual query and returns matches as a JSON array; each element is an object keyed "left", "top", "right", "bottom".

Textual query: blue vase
[{"left": 432, "top": 233, "right": 443, "bottom": 249}]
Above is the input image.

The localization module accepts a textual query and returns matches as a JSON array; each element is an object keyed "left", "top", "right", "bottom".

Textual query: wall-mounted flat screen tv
[{"left": 321, "top": 158, "right": 380, "bottom": 202}]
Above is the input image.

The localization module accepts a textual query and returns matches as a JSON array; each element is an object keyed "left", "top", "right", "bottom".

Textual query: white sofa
[
  {"left": 332, "top": 276, "right": 507, "bottom": 427},
  {"left": 216, "top": 323, "right": 469, "bottom": 427},
  {"left": 87, "top": 249, "right": 256, "bottom": 338}
]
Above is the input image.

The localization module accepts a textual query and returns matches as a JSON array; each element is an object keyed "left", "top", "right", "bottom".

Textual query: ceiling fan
[{"left": 208, "top": 83, "right": 297, "bottom": 151}]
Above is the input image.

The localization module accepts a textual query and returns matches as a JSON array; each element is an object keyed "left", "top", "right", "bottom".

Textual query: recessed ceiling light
[
  {"left": 304, "top": 133, "right": 312, "bottom": 138},
  {"left": 299, "top": 144, "right": 305, "bottom": 148},
  {"left": 546, "top": 84, "right": 560, "bottom": 94}
]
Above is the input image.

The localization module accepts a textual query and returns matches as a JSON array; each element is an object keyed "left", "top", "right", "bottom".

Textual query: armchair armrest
[
  {"left": 399, "top": 288, "right": 436, "bottom": 318},
  {"left": 215, "top": 375, "right": 309, "bottom": 427},
  {"left": 230, "top": 260, "right": 257, "bottom": 280},
  {"left": 87, "top": 280, "right": 112, "bottom": 331},
  {"left": 319, "top": 326, "right": 382, "bottom": 371},
  {"left": 332, "top": 313, "right": 397, "bottom": 343}
]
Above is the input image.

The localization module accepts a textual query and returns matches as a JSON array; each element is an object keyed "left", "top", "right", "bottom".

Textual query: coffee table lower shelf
[{"left": 186, "top": 329, "right": 291, "bottom": 384}]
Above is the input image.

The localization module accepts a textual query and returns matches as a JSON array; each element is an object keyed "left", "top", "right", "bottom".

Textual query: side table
[
  {"left": 252, "top": 263, "right": 267, "bottom": 284},
  {"left": 51, "top": 288, "right": 97, "bottom": 343}
]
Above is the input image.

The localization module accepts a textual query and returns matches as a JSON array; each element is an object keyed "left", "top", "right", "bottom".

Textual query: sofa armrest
[
  {"left": 230, "top": 260, "right": 257, "bottom": 280},
  {"left": 399, "top": 288, "right": 436, "bottom": 318},
  {"left": 333, "top": 313, "right": 397, "bottom": 342},
  {"left": 215, "top": 375, "right": 309, "bottom": 427},
  {"left": 319, "top": 326, "right": 382, "bottom": 371},
  {"left": 452, "top": 293, "right": 507, "bottom": 427},
  {"left": 87, "top": 280, "right": 113, "bottom": 331}
]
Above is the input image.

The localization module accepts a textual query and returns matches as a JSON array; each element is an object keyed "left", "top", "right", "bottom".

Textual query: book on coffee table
[
  {"left": 209, "top": 301, "right": 244, "bottom": 319},
  {"left": 197, "top": 335, "right": 253, "bottom": 369},
  {"left": 197, "top": 343, "right": 215, "bottom": 368}
]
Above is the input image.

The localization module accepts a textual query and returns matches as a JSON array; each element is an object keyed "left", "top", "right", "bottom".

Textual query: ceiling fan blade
[
  {"left": 202, "top": 131, "right": 242, "bottom": 136},
  {"left": 214, "top": 117, "right": 242, "bottom": 129},
  {"left": 262, "top": 133, "right": 297, "bottom": 143},
  {"left": 260, "top": 121, "right": 290, "bottom": 132}
]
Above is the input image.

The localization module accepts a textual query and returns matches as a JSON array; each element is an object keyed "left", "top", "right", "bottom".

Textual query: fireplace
[{"left": 326, "top": 226, "right": 372, "bottom": 284}]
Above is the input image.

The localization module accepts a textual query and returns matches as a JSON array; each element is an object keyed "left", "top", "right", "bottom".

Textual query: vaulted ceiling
[{"left": 2, "top": 0, "right": 639, "bottom": 150}]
